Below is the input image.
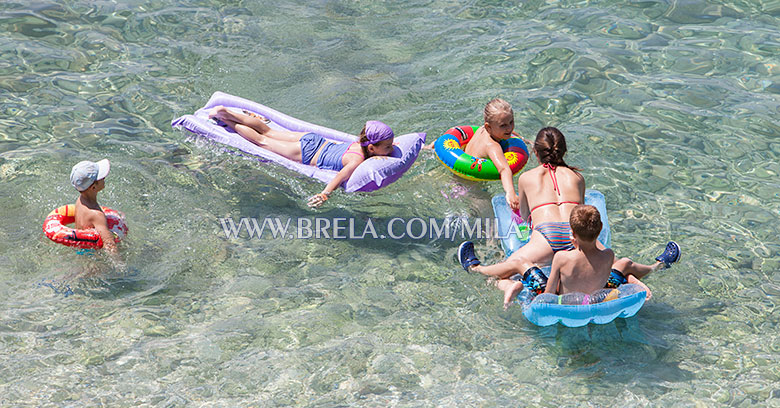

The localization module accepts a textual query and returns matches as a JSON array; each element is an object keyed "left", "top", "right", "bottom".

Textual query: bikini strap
[
  {"left": 342, "top": 142, "right": 365, "bottom": 159},
  {"left": 530, "top": 200, "right": 581, "bottom": 213},
  {"left": 542, "top": 163, "right": 560, "bottom": 195}
]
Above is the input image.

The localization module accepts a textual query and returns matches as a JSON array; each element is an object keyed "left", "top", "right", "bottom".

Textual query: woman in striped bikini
[
  {"left": 209, "top": 106, "right": 395, "bottom": 207},
  {"left": 459, "top": 127, "right": 679, "bottom": 308}
]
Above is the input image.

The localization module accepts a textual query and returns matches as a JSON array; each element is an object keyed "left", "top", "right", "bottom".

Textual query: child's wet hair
[
  {"left": 570, "top": 205, "right": 602, "bottom": 242},
  {"left": 483, "top": 98, "right": 513, "bottom": 124},
  {"left": 534, "top": 127, "right": 579, "bottom": 170}
]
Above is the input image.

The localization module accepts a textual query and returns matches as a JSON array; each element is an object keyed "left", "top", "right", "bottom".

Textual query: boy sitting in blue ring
[{"left": 502, "top": 205, "right": 680, "bottom": 309}]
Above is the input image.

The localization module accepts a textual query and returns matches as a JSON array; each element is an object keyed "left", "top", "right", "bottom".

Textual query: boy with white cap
[{"left": 70, "top": 159, "right": 117, "bottom": 252}]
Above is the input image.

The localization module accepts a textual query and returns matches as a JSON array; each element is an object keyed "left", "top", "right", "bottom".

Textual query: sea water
[{"left": 1, "top": 0, "right": 779, "bottom": 406}]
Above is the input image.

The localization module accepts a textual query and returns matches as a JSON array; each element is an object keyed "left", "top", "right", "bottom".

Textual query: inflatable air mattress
[{"left": 172, "top": 92, "right": 425, "bottom": 192}]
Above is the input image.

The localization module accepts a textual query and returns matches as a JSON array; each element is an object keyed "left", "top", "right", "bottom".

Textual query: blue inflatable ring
[{"left": 491, "top": 190, "right": 647, "bottom": 327}]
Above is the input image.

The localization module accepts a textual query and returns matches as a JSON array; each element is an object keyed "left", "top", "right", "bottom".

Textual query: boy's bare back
[
  {"left": 74, "top": 196, "right": 107, "bottom": 230},
  {"left": 549, "top": 246, "right": 615, "bottom": 295},
  {"left": 545, "top": 204, "right": 614, "bottom": 295},
  {"left": 70, "top": 159, "right": 116, "bottom": 251}
]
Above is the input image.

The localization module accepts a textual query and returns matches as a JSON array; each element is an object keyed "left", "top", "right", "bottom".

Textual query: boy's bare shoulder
[
  {"left": 554, "top": 249, "right": 578, "bottom": 264},
  {"left": 75, "top": 202, "right": 107, "bottom": 228},
  {"left": 89, "top": 206, "right": 107, "bottom": 217}
]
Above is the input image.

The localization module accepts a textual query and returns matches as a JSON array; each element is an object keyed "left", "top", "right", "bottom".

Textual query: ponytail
[{"left": 534, "top": 127, "right": 580, "bottom": 171}]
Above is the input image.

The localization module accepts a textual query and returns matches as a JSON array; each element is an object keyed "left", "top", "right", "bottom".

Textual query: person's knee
[
  {"left": 613, "top": 257, "right": 633, "bottom": 271},
  {"left": 506, "top": 257, "right": 528, "bottom": 272}
]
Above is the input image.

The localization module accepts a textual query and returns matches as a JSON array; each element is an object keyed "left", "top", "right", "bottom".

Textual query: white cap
[{"left": 70, "top": 159, "right": 110, "bottom": 191}]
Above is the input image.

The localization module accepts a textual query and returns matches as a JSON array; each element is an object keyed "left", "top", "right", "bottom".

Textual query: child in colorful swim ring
[
  {"left": 70, "top": 159, "right": 119, "bottom": 253},
  {"left": 458, "top": 128, "right": 681, "bottom": 309},
  {"left": 459, "top": 98, "right": 522, "bottom": 210},
  {"left": 209, "top": 107, "right": 395, "bottom": 208}
]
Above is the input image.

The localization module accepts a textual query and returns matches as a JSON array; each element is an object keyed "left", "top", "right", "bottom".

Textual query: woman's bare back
[{"left": 518, "top": 165, "right": 584, "bottom": 223}]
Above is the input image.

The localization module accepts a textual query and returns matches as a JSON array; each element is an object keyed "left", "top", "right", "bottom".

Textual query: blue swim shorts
[{"left": 300, "top": 133, "right": 327, "bottom": 165}]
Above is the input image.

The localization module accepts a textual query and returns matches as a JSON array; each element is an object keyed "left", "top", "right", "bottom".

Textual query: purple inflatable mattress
[{"left": 171, "top": 92, "right": 425, "bottom": 192}]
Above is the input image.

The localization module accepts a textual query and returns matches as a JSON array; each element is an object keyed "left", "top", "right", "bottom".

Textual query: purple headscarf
[{"left": 361, "top": 120, "right": 394, "bottom": 146}]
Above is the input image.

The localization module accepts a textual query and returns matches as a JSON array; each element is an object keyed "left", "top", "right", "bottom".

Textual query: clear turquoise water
[{"left": 1, "top": 0, "right": 779, "bottom": 406}]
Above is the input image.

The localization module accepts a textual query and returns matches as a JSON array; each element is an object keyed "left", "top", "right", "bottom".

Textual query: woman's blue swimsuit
[{"left": 300, "top": 133, "right": 357, "bottom": 171}]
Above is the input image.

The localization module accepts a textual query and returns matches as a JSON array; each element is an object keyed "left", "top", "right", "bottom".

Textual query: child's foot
[
  {"left": 242, "top": 110, "right": 271, "bottom": 124},
  {"left": 208, "top": 105, "right": 227, "bottom": 120},
  {"left": 502, "top": 280, "right": 525, "bottom": 310},
  {"left": 458, "top": 241, "right": 481, "bottom": 271},
  {"left": 655, "top": 241, "right": 681, "bottom": 269}
]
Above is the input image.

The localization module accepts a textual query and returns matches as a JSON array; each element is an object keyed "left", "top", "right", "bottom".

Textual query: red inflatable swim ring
[{"left": 43, "top": 205, "right": 128, "bottom": 248}]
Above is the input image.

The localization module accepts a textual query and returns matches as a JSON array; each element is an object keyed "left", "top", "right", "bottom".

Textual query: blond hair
[{"left": 483, "top": 98, "right": 513, "bottom": 124}]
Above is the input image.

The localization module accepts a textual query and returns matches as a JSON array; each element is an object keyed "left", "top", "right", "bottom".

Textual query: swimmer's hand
[
  {"left": 506, "top": 193, "right": 520, "bottom": 211},
  {"left": 307, "top": 193, "right": 329, "bottom": 208},
  {"left": 422, "top": 141, "right": 435, "bottom": 150}
]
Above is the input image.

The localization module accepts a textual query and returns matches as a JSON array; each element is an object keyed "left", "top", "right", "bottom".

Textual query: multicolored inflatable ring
[
  {"left": 43, "top": 205, "right": 128, "bottom": 248},
  {"left": 433, "top": 125, "right": 529, "bottom": 181}
]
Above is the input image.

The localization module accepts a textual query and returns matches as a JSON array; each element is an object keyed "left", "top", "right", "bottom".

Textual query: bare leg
[
  {"left": 471, "top": 256, "right": 530, "bottom": 279},
  {"left": 210, "top": 106, "right": 306, "bottom": 142},
  {"left": 221, "top": 118, "right": 304, "bottom": 162},
  {"left": 613, "top": 257, "right": 662, "bottom": 280},
  {"left": 470, "top": 231, "right": 554, "bottom": 279},
  {"left": 496, "top": 279, "right": 525, "bottom": 310}
]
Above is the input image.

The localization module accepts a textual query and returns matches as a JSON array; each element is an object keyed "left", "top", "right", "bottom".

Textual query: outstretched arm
[
  {"left": 511, "top": 131, "right": 533, "bottom": 147},
  {"left": 307, "top": 159, "right": 361, "bottom": 208},
  {"left": 627, "top": 275, "right": 653, "bottom": 300},
  {"left": 90, "top": 210, "right": 124, "bottom": 270},
  {"left": 487, "top": 144, "right": 518, "bottom": 210}
]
